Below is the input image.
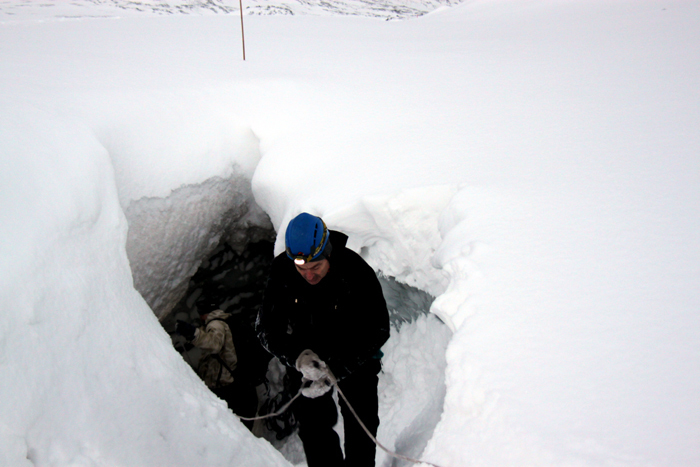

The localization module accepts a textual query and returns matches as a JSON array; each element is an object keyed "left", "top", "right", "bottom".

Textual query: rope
[
  {"left": 335, "top": 385, "right": 445, "bottom": 467},
  {"left": 236, "top": 382, "right": 447, "bottom": 467},
  {"left": 237, "top": 387, "right": 304, "bottom": 421}
]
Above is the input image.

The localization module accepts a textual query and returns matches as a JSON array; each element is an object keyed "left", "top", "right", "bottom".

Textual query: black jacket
[{"left": 256, "top": 230, "right": 390, "bottom": 380}]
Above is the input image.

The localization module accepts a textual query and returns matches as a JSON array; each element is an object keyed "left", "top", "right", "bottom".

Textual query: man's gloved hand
[
  {"left": 301, "top": 376, "right": 334, "bottom": 398},
  {"left": 296, "top": 349, "right": 335, "bottom": 382},
  {"left": 176, "top": 320, "right": 196, "bottom": 341}
]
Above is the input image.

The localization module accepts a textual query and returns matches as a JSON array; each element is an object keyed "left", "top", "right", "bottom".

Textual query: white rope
[
  {"left": 236, "top": 382, "right": 447, "bottom": 467},
  {"left": 237, "top": 387, "right": 304, "bottom": 421},
  {"left": 335, "top": 385, "right": 445, "bottom": 467}
]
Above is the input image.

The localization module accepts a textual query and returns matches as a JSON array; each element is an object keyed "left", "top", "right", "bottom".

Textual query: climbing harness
[{"left": 237, "top": 380, "right": 447, "bottom": 467}]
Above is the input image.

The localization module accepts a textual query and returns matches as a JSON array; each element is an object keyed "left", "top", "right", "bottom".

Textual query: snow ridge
[{"left": 0, "top": 0, "right": 463, "bottom": 21}]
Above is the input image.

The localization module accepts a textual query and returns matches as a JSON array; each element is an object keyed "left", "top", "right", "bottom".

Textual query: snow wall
[{"left": 0, "top": 76, "right": 452, "bottom": 467}]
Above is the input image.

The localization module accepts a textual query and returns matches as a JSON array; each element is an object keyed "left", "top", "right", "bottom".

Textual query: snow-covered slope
[{"left": 0, "top": 0, "right": 462, "bottom": 22}]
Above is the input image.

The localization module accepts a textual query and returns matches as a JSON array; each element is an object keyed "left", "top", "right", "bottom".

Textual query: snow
[
  {"left": 0, "top": 0, "right": 459, "bottom": 22},
  {"left": 1, "top": 1, "right": 699, "bottom": 466}
]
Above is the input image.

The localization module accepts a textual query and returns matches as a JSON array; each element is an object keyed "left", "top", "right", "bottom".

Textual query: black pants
[
  {"left": 293, "top": 359, "right": 381, "bottom": 467},
  {"left": 212, "top": 381, "right": 258, "bottom": 431}
]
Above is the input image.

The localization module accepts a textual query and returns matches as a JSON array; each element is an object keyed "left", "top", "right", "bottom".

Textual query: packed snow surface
[
  {"left": 1, "top": 1, "right": 699, "bottom": 466},
  {"left": 0, "top": 0, "right": 460, "bottom": 21}
]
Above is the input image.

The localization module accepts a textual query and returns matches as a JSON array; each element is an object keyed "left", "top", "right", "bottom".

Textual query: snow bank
[
  {"left": 377, "top": 314, "right": 451, "bottom": 466},
  {"left": 0, "top": 103, "right": 286, "bottom": 465}
]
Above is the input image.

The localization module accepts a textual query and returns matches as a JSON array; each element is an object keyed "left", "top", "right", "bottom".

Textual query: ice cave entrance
[{"left": 160, "top": 234, "right": 451, "bottom": 464}]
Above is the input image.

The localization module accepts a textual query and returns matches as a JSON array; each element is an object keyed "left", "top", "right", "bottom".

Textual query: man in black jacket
[{"left": 256, "top": 212, "right": 390, "bottom": 467}]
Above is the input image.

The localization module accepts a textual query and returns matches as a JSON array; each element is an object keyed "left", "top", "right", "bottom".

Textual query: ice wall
[{"left": 125, "top": 174, "right": 273, "bottom": 319}]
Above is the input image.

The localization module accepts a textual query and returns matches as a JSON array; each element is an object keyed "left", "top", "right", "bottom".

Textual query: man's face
[{"left": 295, "top": 259, "right": 330, "bottom": 285}]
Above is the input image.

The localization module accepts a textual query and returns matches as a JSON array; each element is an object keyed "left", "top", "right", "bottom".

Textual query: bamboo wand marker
[{"left": 239, "top": 0, "right": 246, "bottom": 60}]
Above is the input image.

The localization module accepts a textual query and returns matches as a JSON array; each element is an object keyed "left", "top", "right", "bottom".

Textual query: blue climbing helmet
[{"left": 285, "top": 213, "right": 331, "bottom": 265}]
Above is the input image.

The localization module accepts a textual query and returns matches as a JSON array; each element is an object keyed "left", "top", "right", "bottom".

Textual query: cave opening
[{"left": 161, "top": 233, "right": 451, "bottom": 464}]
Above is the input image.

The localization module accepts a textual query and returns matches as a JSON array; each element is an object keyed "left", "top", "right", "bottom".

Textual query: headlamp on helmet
[{"left": 285, "top": 213, "right": 331, "bottom": 265}]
